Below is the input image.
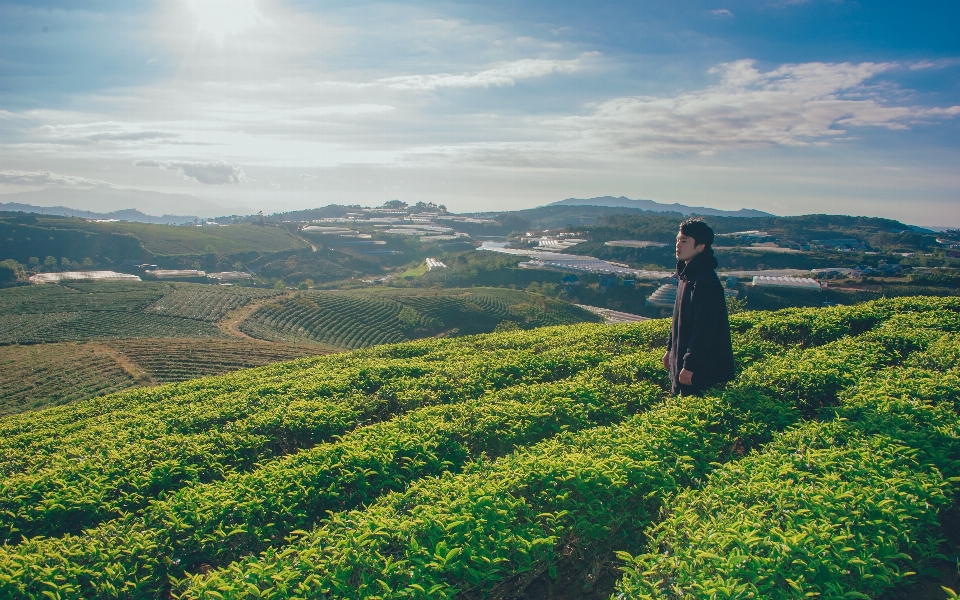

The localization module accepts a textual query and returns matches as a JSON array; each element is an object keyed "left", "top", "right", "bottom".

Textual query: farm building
[
  {"left": 425, "top": 258, "right": 447, "bottom": 270},
  {"left": 145, "top": 269, "right": 207, "bottom": 281},
  {"left": 598, "top": 273, "right": 618, "bottom": 294},
  {"left": 29, "top": 271, "right": 141, "bottom": 284},
  {"left": 604, "top": 240, "right": 668, "bottom": 248},
  {"left": 646, "top": 282, "right": 678, "bottom": 308},
  {"left": 751, "top": 276, "right": 822, "bottom": 290},
  {"left": 207, "top": 271, "right": 252, "bottom": 282}
]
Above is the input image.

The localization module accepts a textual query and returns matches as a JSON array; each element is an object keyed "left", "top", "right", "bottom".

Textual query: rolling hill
[
  {"left": 0, "top": 297, "right": 957, "bottom": 598},
  {"left": 0, "top": 282, "right": 601, "bottom": 416}
]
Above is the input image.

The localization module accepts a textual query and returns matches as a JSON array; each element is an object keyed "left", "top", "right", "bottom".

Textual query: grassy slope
[
  {"left": 96, "top": 222, "right": 307, "bottom": 255},
  {"left": 240, "top": 287, "right": 602, "bottom": 349},
  {"left": 0, "top": 283, "right": 598, "bottom": 416},
  {"left": 0, "top": 343, "right": 139, "bottom": 417},
  {"left": 0, "top": 298, "right": 957, "bottom": 600},
  {"left": 0, "top": 216, "right": 307, "bottom": 271},
  {"left": 0, "top": 283, "right": 317, "bottom": 416},
  {"left": 0, "top": 282, "right": 285, "bottom": 345},
  {"left": 0, "top": 339, "right": 327, "bottom": 418}
]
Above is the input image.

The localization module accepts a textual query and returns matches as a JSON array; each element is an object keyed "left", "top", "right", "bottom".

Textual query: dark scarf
[{"left": 676, "top": 247, "right": 719, "bottom": 280}]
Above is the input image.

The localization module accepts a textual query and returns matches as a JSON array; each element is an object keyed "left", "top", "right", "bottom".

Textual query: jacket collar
[{"left": 676, "top": 247, "right": 718, "bottom": 280}]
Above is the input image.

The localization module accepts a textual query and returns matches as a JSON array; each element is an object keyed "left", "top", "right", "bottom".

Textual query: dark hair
[{"left": 679, "top": 218, "right": 714, "bottom": 248}]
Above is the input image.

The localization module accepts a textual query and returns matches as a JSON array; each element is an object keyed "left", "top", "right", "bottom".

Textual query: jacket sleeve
[{"left": 681, "top": 278, "right": 723, "bottom": 373}]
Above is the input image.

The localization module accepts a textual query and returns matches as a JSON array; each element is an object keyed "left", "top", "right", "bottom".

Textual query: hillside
[
  {"left": 0, "top": 281, "right": 279, "bottom": 345},
  {"left": 240, "top": 287, "right": 602, "bottom": 348},
  {"left": 0, "top": 187, "right": 247, "bottom": 220},
  {"left": 0, "top": 213, "right": 307, "bottom": 277},
  {"left": 0, "top": 297, "right": 958, "bottom": 598},
  {"left": 548, "top": 195, "right": 772, "bottom": 217},
  {"left": 0, "top": 281, "right": 333, "bottom": 416},
  {"left": 0, "top": 282, "right": 599, "bottom": 416},
  {"left": 0, "top": 339, "right": 321, "bottom": 417}
]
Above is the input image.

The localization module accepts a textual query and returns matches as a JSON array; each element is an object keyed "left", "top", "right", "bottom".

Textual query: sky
[{"left": 0, "top": 0, "right": 959, "bottom": 225}]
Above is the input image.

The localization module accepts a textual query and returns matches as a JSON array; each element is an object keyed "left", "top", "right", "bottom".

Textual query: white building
[
  {"left": 751, "top": 276, "right": 822, "bottom": 290},
  {"left": 29, "top": 271, "right": 141, "bottom": 284}
]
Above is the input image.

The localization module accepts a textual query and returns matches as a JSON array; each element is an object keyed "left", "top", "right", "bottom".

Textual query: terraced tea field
[
  {"left": 0, "top": 343, "right": 140, "bottom": 417},
  {"left": 240, "top": 287, "right": 601, "bottom": 348},
  {"left": 0, "top": 281, "right": 285, "bottom": 345},
  {"left": 0, "top": 282, "right": 310, "bottom": 414},
  {"left": 0, "top": 283, "right": 598, "bottom": 415},
  {"left": 107, "top": 338, "right": 323, "bottom": 383},
  {"left": 2, "top": 296, "right": 959, "bottom": 599},
  {"left": 0, "top": 339, "right": 325, "bottom": 417}
]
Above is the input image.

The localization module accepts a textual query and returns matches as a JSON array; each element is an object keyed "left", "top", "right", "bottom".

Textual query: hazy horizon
[{"left": 1, "top": 1, "right": 958, "bottom": 224}]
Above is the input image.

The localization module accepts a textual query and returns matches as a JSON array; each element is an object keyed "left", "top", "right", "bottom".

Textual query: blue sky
[{"left": 1, "top": 0, "right": 958, "bottom": 224}]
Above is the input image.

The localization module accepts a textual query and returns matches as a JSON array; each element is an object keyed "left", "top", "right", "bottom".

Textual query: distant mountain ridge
[
  {"left": 549, "top": 196, "right": 773, "bottom": 218},
  {"left": 0, "top": 202, "right": 201, "bottom": 225},
  {"left": 0, "top": 188, "right": 251, "bottom": 220}
]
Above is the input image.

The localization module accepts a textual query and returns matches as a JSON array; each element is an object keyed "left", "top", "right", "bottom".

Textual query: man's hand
[
  {"left": 679, "top": 368, "right": 694, "bottom": 386},
  {"left": 662, "top": 351, "right": 669, "bottom": 370}
]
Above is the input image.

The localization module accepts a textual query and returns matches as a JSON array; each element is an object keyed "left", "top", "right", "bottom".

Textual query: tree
[
  {"left": 44, "top": 256, "right": 57, "bottom": 271},
  {"left": 382, "top": 200, "right": 408, "bottom": 209},
  {"left": 0, "top": 259, "right": 24, "bottom": 285},
  {"left": 495, "top": 214, "right": 531, "bottom": 235},
  {"left": 398, "top": 305, "right": 420, "bottom": 331}
]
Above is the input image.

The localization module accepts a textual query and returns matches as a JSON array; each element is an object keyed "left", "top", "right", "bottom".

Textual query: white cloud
[
  {"left": 378, "top": 53, "right": 598, "bottom": 91},
  {"left": 133, "top": 159, "right": 247, "bottom": 184},
  {"left": 84, "top": 130, "right": 179, "bottom": 143},
  {"left": 299, "top": 173, "right": 317, "bottom": 180},
  {"left": 710, "top": 9, "right": 733, "bottom": 17},
  {"left": 550, "top": 60, "right": 960, "bottom": 154},
  {"left": 0, "top": 169, "right": 114, "bottom": 187}
]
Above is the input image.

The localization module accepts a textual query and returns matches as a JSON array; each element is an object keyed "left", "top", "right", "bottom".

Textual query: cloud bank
[
  {"left": 0, "top": 170, "right": 114, "bottom": 187},
  {"left": 133, "top": 159, "right": 247, "bottom": 184},
  {"left": 378, "top": 54, "right": 598, "bottom": 91},
  {"left": 554, "top": 60, "right": 960, "bottom": 154}
]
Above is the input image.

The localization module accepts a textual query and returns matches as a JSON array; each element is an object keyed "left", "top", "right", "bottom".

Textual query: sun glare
[{"left": 183, "top": 0, "right": 262, "bottom": 43}]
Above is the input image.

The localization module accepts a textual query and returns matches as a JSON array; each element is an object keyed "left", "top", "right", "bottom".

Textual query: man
[{"left": 662, "top": 218, "right": 735, "bottom": 395}]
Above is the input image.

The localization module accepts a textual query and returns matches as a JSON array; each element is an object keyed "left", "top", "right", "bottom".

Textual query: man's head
[{"left": 676, "top": 218, "right": 714, "bottom": 262}]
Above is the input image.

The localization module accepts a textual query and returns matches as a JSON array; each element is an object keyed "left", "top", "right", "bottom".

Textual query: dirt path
[
  {"left": 87, "top": 342, "right": 155, "bottom": 385},
  {"left": 218, "top": 293, "right": 290, "bottom": 339}
]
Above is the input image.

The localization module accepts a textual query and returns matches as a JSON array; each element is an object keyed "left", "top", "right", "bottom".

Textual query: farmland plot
[
  {"left": 240, "top": 287, "right": 601, "bottom": 349},
  {"left": 0, "top": 297, "right": 958, "bottom": 600}
]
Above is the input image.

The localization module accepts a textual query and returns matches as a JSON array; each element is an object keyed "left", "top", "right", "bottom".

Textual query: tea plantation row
[
  {"left": 0, "top": 339, "right": 323, "bottom": 417},
  {"left": 0, "top": 296, "right": 957, "bottom": 599},
  {"left": 182, "top": 306, "right": 958, "bottom": 598},
  {"left": 0, "top": 282, "right": 281, "bottom": 346},
  {"left": 240, "top": 288, "right": 601, "bottom": 349}
]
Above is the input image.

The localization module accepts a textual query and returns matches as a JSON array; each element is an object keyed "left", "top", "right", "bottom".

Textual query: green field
[
  {"left": 107, "top": 338, "right": 325, "bottom": 383},
  {"left": 0, "top": 339, "right": 326, "bottom": 418},
  {"left": 0, "top": 281, "right": 281, "bottom": 345},
  {"left": 95, "top": 222, "right": 307, "bottom": 255},
  {"left": 0, "top": 282, "right": 313, "bottom": 415},
  {"left": 0, "top": 296, "right": 958, "bottom": 599},
  {"left": 0, "top": 215, "right": 306, "bottom": 265},
  {"left": 240, "top": 287, "right": 602, "bottom": 348},
  {"left": 0, "top": 343, "right": 141, "bottom": 417}
]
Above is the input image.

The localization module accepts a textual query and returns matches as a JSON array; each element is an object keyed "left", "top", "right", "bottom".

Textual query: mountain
[
  {"left": 0, "top": 188, "right": 252, "bottom": 220},
  {"left": 549, "top": 196, "right": 772, "bottom": 218},
  {"left": 0, "top": 202, "right": 201, "bottom": 225}
]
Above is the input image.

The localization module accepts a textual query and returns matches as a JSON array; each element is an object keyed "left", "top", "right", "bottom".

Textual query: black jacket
[{"left": 666, "top": 248, "right": 735, "bottom": 394}]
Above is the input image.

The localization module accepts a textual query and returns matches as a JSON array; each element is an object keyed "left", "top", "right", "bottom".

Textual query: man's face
[{"left": 676, "top": 232, "right": 705, "bottom": 262}]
